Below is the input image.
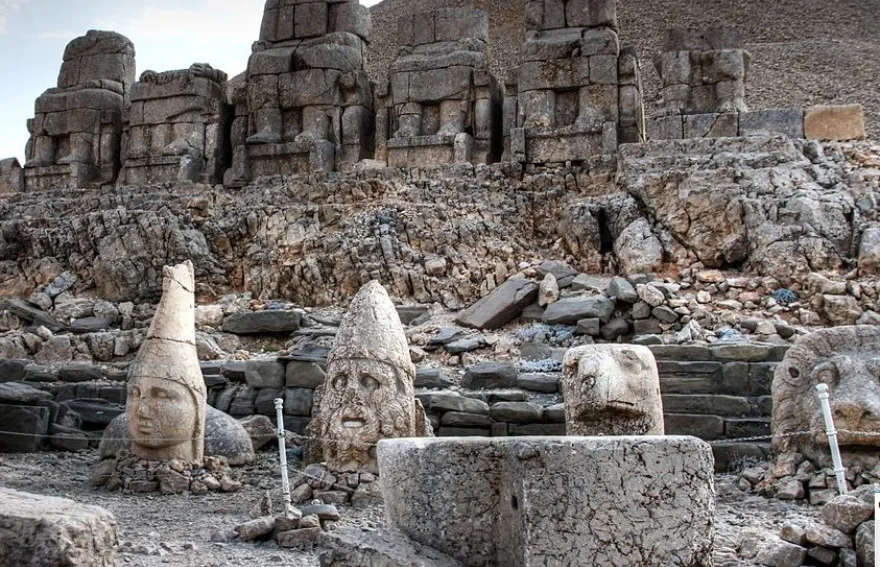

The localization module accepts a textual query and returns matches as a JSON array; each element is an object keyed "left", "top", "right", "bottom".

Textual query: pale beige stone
[
  {"left": 126, "top": 261, "right": 207, "bottom": 464},
  {"left": 804, "top": 104, "right": 866, "bottom": 141},
  {"left": 561, "top": 344, "right": 665, "bottom": 435},
  {"left": 307, "top": 281, "right": 431, "bottom": 474}
]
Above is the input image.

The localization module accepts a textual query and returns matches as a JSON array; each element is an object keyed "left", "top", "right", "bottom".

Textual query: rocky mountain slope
[{"left": 367, "top": 0, "right": 880, "bottom": 139}]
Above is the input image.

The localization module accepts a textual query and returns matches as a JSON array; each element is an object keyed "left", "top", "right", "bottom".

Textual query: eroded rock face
[
  {"left": 120, "top": 64, "right": 229, "bottom": 185},
  {"left": 24, "top": 30, "right": 135, "bottom": 190},
  {"left": 124, "top": 261, "right": 207, "bottom": 463},
  {"left": 307, "top": 281, "right": 430, "bottom": 474},
  {"left": 772, "top": 326, "right": 880, "bottom": 468},
  {"left": 561, "top": 344, "right": 664, "bottom": 435}
]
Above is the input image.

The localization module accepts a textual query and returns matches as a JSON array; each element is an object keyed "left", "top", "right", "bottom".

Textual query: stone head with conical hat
[
  {"left": 126, "top": 261, "right": 207, "bottom": 464},
  {"left": 308, "top": 281, "right": 431, "bottom": 473}
]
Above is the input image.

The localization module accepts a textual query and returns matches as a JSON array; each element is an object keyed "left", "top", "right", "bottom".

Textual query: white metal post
[
  {"left": 815, "top": 384, "right": 848, "bottom": 495},
  {"left": 274, "top": 398, "right": 294, "bottom": 515}
]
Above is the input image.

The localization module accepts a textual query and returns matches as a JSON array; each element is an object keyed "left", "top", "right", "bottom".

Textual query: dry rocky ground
[{"left": 0, "top": 448, "right": 821, "bottom": 567}]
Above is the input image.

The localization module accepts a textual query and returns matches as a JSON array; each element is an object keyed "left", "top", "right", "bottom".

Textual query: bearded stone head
[
  {"left": 773, "top": 326, "right": 880, "bottom": 468},
  {"left": 561, "top": 345, "right": 665, "bottom": 436},
  {"left": 307, "top": 281, "right": 431, "bottom": 474}
]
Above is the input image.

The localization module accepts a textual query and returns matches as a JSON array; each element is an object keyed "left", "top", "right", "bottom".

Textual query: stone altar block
[
  {"left": 379, "top": 436, "right": 715, "bottom": 567},
  {"left": 508, "top": 0, "right": 621, "bottom": 164},
  {"left": 24, "top": 30, "right": 135, "bottom": 190},
  {"left": 376, "top": 8, "right": 501, "bottom": 167},
  {"left": 120, "top": 64, "right": 229, "bottom": 185},
  {"left": 226, "top": 0, "right": 373, "bottom": 184}
]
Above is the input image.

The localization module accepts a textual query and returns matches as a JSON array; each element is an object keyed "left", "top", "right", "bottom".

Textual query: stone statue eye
[
  {"left": 360, "top": 374, "right": 380, "bottom": 392},
  {"left": 788, "top": 367, "right": 800, "bottom": 379},
  {"left": 128, "top": 386, "right": 140, "bottom": 398}
]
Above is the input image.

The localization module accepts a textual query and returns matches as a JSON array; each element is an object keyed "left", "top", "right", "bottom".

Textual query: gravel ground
[
  {"left": 368, "top": 0, "right": 880, "bottom": 139},
  {"left": 0, "top": 449, "right": 821, "bottom": 566}
]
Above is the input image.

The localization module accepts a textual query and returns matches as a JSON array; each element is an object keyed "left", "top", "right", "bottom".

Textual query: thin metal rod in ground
[{"left": 816, "top": 383, "right": 848, "bottom": 495}]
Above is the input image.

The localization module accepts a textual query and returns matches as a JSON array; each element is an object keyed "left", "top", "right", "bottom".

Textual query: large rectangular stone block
[
  {"left": 379, "top": 437, "right": 715, "bottom": 567},
  {"left": 0, "top": 404, "right": 49, "bottom": 452},
  {"left": 683, "top": 113, "right": 738, "bottom": 138},
  {"left": 739, "top": 108, "right": 804, "bottom": 138},
  {"left": 804, "top": 104, "right": 866, "bottom": 141},
  {"left": 0, "top": 488, "right": 117, "bottom": 567},
  {"left": 565, "top": 0, "right": 618, "bottom": 30}
]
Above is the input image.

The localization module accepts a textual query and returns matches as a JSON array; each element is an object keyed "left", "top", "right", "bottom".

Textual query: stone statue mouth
[{"left": 343, "top": 419, "right": 366, "bottom": 429}]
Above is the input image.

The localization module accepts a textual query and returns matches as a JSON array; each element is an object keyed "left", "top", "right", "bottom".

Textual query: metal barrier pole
[
  {"left": 815, "top": 384, "right": 848, "bottom": 495},
  {"left": 274, "top": 398, "right": 294, "bottom": 515}
]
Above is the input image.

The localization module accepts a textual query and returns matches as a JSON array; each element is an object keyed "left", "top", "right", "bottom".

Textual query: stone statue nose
[{"left": 833, "top": 400, "right": 877, "bottom": 424}]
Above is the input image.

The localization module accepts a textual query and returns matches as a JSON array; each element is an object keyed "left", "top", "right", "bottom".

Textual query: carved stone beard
[{"left": 317, "top": 358, "right": 415, "bottom": 474}]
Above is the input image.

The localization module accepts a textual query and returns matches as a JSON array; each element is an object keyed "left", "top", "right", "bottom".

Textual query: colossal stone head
[
  {"left": 126, "top": 261, "right": 206, "bottom": 464},
  {"left": 773, "top": 326, "right": 880, "bottom": 468},
  {"left": 562, "top": 345, "right": 665, "bottom": 436},
  {"left": 308, "top": 281, "right": 429, "bottom": 473}
]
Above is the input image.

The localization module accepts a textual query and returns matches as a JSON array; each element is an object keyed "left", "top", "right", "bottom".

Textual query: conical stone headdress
[{"left": 326, "top": 281, "right": 413, "bottom": 378}]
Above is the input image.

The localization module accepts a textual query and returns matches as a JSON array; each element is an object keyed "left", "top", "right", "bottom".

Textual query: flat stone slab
[
  {"left": 319, "top": 527, "right": 463, "bottom": 567},
  {"left": 379, "top": 436, "right": 715, "bottom": 567},
  {"left": 0, "top": 488, "right": 117, "bottom": 567},
  {"left": 222, "top": 310, "right": 302, "bottom": 334}
]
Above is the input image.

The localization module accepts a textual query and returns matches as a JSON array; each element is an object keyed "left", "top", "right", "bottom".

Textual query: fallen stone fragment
[
  {"left": 755, "top": 540, "right": 807, "bottom": 567},
  {"left": 0, "top": 487, "right": 117, "bottom": 567},
  {"left": 235, "top": 517, "right": 276, "bottom": 542},
  {"left": 222, "top": 310, "right": 302, "bottom": 334},
  {"left": 823, "top": 494, "right": 874, "bottom": 534},
  {"left": 277, "top": 527, "right": 323, "bottom": 549},
  {"left": 455, "top": 278, "right": 538, "bottom": 330}
]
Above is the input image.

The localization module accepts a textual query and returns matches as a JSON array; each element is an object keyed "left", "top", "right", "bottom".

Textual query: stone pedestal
[
  {"left": 226, "top": 0, "right": 373, "bottom": 184},
  {"left": 377, "top": 8, "right": 501, "bottom": 167},
  {"left": 0, "top": 158, "right": 22, "bottom": 195},
  {"left": 120, "top": 64, "right": 229, "bottom": 185},
  {"left": 379, "top": 436, "right": 715, "bottom": 567},
  {"left": 23, "top": 30, "right": 135, "bottom": 190}
]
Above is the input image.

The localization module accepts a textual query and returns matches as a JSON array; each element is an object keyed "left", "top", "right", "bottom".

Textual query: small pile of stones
[
  {"left": 753, "top": 486, "right": 875, "bottom": 567},
  {"left": 92, "top": 450, "right": 242, "bottom": 495},
  {"left": 217, "top": 493, "right": 341, "bottom": 550},
  {"left": 288, "top": 463, "right": 382, "bottom": 508},
  {"left": 737, "top": 453, "right": 880, "bottom": 505}
]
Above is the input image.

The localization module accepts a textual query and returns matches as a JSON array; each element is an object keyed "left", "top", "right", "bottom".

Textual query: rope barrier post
[
  {"left": 274, "top": 398, "right": 294, "bottom": 516},
  {"left": 815, "top": 384, "right": 848, "bottom": 495}
]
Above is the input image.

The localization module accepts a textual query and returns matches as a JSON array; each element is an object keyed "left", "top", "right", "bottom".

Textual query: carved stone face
[
  {"left": 562, "top": 345, "right": 665, "bottom": 436},
  {"left": 319, "top": 358, "right": 414, "bottom": 473},
  {"left": 773, "top": 326, "right": 880, "bottom": 467},
  {"left": 127, "top": 376, "right": 197, "bottom": 453}
]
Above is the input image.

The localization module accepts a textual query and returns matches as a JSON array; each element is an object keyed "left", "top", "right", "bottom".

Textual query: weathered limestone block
[
  {"left": 120, "top": 261, "right": 208, "bottom": 463},
  {"left": 739, "top": 108, "right": 804, "bottom": 138},
  {"left": 378, "top": 8, "right": 501, "bottom": 167},
  {"left": 0, "top": 488, "right": 117, "bottom": 567},
  {"left": 804, "top": 104, "right": 866, "bottom": 141},
  {"left": 24, "top": 30, "right": 135, "bottom": 190},
  {"left": 379, "top": 437, "right": 715, "bottom": 567},
  {"left": 319, "top": 527, "right": 463, "bottom": 567},
  {"left": 307, "top": 281, "right": 431, "bottom": 474},
  {"left": 0, "top": 158, "right": 22, "bottom": 195},
  {"left": 561, "top": 344, "right": 664, "bottom": 435},
  {"left": 226, "top": 0, "right": 373, "bottom": 183},
  {"left": 654, "top": 26, "right": 749, "bottom": 118},
  {"left": 773, "top": 326, "right": 880, "bottom": 469},
  {"left": 513, "top": 0, "right": 622, "bottom": 164},
  {"left": 121, "top": 64, "right": 230, "bottom": 185}
]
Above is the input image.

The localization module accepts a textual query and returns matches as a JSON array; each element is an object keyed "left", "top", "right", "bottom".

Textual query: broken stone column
[
  {"left": 120, "top": 64, "right": 230, "bottom": 185},
  {"left": 509, "top": 0, "right": 622, "bottom": 164},
  {"left": 648, "top": 26, "right": 748, "bottom": 140},
  {"left": 307, "top": 281, "right": 431, "bottom": 474},
  {"left": 24, "top": 30, "right": 135, "bottom": 190},
  {"left": 122, "top": 261, "right": 207, "bottom": 464},
  {"left": 377, "top": 8, "right": 501, "bottom": 167},
  {"left": 561, "top": 344, "right": 664, "bottom": 435},
  {"left": 226, "top": 0, "right": 374, "bottom": 184},
  {"left": 0, "top": 158, "right": 23, "bottom": 195},
  {"left": 379, "top": 437, "right": 715, "bottom": 567},
  {"left": 773, "top": 326, "right": 880, "bottom": 470},
  {"left": 0, "top": 487, "right": 117, "bottom": 567}
]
